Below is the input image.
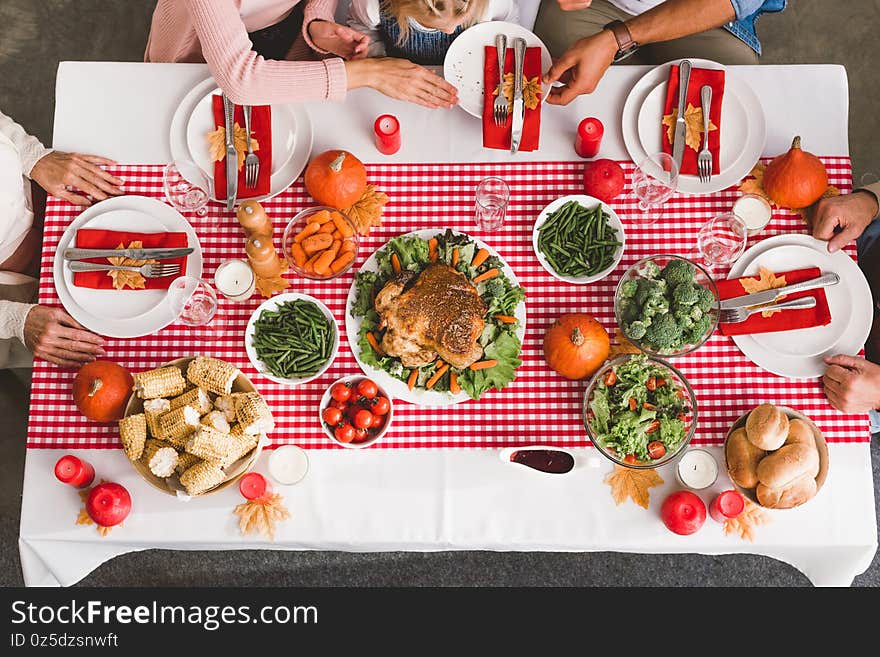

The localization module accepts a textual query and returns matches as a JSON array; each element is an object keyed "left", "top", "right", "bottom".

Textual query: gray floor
[{"left": 0, "top": 0, "right": 878, "bottom": 586}]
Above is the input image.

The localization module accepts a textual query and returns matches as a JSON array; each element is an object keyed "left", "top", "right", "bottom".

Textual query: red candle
[
  {"left": 374, "top": 114, "right": 401, "bottom": 155},
  {"left": 709, "top": 489, "right": 745, "bottom": 522},
  {"left": 239, "top": 472, "right": 271, "bottom": 500},
  {"left": 54, "top": 455, "right": 95, "bottom": 489},
  {"left": 575, "top": 117, "right": 604, "bottom": 158},
  {"left": 660, "top": 491, "right": 706, "bottom": 535}
]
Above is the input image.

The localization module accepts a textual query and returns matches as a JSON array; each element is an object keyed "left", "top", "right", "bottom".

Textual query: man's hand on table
[
  {"left": 543, "top": 30, "right": 618, "bottom": 105},
  {"left": 345, "top": 58, "right": 459, "bottom": 109},
  {"left": 307, "top": 20, "right": 370, "bottom": 60},
  {"left": 24, "top": 306, "right": 106, "bottom": 368},
  {"left": 807, "top": 191, "right": 879, "bottom": 253},
  {"left": 30, "top": 151, "right": 124, "bottom": 207},
  {"left": 823, "top": 355, "right": 880, "bottom": 413}
]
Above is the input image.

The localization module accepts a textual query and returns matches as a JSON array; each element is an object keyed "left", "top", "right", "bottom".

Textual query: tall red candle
[
  {"left": 709, "top": 489, "right": 745, "bottom": 522},
  {"left": 239, "top": 472, "right": 271, "bottom": 500},
  {"left": 575, "top": 117, "right": 604, "bottom": 158},
  {"left": 54, "top": 455, "right": 95, "bottom": 489},
  {"left": 374, "top": 114, "right": 401, "bottom": 155}
]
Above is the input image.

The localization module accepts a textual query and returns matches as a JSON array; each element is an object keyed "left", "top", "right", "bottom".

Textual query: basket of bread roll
[
  {"left": 119, "top": 356, "right": 273, "bottom": 497},
  {"left": 724, "top": 403, "right": 829, "bottom": 509}
]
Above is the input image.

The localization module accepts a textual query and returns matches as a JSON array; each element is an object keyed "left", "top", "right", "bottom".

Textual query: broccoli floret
[
  {"left": 673, "top": 305, "right": 696, "bottom": 329},
  {"left": 644, "top": 295, "right": 669, "bottom": 318},
  {"left": 641, "top": 261, "right": 661, "bottom": 279},
  {"left": 624, "top": 320, "right": 648, "bottom": 340},
  {"left": 619, "top": 279, "right": 639, "bottom": 299},
  {"left": 481, "top": 277, "right": 505, "bottom": 298},
  {"left": 661, "top": 259, "right": 696, "bottom": 287},
  {"left": 694, "top": 285, "right": 715, "bottom": 313},
  {"left": 643, "top": 313, "right": 682, "bottom": 350},
  {"left": 618, "top": 297, "right": 639, "bottom": 323},
  {"left": 684, "top": 313, "right": 713, "bottom": 345},
  {"left": 690, "top": 305, "right": 704, "bottom": 322},
  {"left": 635, "top": 278, "right": 667, "bottom": 306},
  {"left": 672, "top": 283, "right": 699, "bottom": 306}
]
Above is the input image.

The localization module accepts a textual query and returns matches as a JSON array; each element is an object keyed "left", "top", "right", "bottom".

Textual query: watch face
[{"left": 613, "top": 45, "right": 640, "bottom": 63}]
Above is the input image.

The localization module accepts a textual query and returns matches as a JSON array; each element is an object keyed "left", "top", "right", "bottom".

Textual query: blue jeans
[{"left": 855, "top": 219, "right": 880, "bottom": 432}]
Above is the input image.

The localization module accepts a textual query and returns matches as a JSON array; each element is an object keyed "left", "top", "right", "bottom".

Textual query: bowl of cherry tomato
[{"left": 320, "top": 375, "right": 393, "bottom": 448}]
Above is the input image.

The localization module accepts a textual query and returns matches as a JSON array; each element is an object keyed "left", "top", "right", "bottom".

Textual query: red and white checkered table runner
[{"left": 27, "top": 158, "right": 870, "bottom": 449}]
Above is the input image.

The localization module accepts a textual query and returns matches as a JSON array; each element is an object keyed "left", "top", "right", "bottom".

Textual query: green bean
[{"left": 252, "top": 299, "right": 334, "bottom": 379}]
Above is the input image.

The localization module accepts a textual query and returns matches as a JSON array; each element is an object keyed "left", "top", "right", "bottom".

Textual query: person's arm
[
  {"left": 0, "top": 111, "right": 52, "bottom": 177},
  {"left": 347, "top": 0, "right": 386, "bottom": 58},
  {"left": 7, "top": 304, "right": 106, "bottom": 367},
  {"left": 302, "top": 0, "right": 340, "bottom": 53},
  {"left": 823, "top": 355, "right": 880, "bottom": 414},
  {"left": 809, "top": 188, "right": 880, "bottom": 252},
  {"left": 0, "top": 300, "right": 33, "bottom": 343}
]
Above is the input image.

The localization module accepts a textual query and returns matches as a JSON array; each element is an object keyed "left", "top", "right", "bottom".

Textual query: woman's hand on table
[
  {"left": 823, "top": 355, "right": 880, "bottom": 413},
  {"left": 308, "top": 20, "right": 370, "bottom": 60},
  {"left": 30, "top": 151, "right": 124, "bottom": 207},
  {"left": 808, "top": 191, "right": 880, "bottom": 253},
  {"left": 345, "top": 58, "right": 459, "bottom": 109},
  {"left": 543, "top": 30, "right": 618, "bottom": 105},
  {"left": 24, "top": 306, "right": 106, "bottom": 368}
]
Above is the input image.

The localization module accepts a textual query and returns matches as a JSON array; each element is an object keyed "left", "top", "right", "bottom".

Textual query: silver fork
[
  {"left": 492, "top": 33, "right": 508, "bottom": 126},
  {"left": 68, "top": 261, "right": 181, "bottom": 278},
  {"left": 697, "top": 85, "right": 713, "bottom": 183},
  {"left": 719, "top": 296, "right": 816, "bottom": 324},
  {"left": 243, "top": 104, "right": 259, "bottom": 188}
]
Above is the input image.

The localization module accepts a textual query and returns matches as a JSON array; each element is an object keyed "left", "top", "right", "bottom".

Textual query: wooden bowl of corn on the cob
[{"left": 121, "top": 356, "right": 273, "bottom": 497}]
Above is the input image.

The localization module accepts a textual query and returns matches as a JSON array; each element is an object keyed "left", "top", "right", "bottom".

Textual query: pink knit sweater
[{"left": 145, "top": 0, "right": 347, "bottom": 104}]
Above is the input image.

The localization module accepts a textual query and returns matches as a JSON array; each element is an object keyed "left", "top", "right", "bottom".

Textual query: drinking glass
[
  {"left": 632, "top": 153, "right": 679, "bottom": 225},
  {"left": 167, "top": 276, "right": 218, "bottom": 327},
  {"left": 163, "top": 160, "right": 210, "bottom": 217},
  {"left": 474, "top": 177, "right": 509, "bottom": 231},
  {"left": 696, "top": 212, "right": 748, "bottom": 270}
]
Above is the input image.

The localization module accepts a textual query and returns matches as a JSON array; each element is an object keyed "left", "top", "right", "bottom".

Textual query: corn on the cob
[
  {"left": 147, "top": 446, "right": 178, "bottom": 478},
  {"left": 185, "top": 426, "right": 239, "bottom": 462},
  {"left": 174, "top": 452, "right": 203, "bottom": 475},
  {"left": 186, "top": 357, "right": 239, "bottom": 395},
  {"left": 225, "top": 431, "right": 259, "bottom": 466},
  {"left": 235, "top": 392, "right": 275, "bottom": 435},
  {"left": 141, "top": 438, "right": 174, "bottom": 466},
  {"left": 118, "top": 413, "right": 146, "bottom": 461},
  {"left": 201, "top": 410, "right": 231, "bottom": 433},
  {"left": 229, "top": 422, "right": 244, "bottom": 436},
  {"left": 214, "top": 393, "right": 242, "bottom": 422},
  {"left": 143, "top": 398, "right": 170, "bottom": 437},
  {"left": 156, "top": 405, "right": 201, "bottom": 447},
  {"left": 179, "top": 460, "right": 225, "bottom": 495},
  {"left": 169, "top": 387, "right": 213, "bottom": 414},
  {"left": 133, "top": 366, "right": 187, "bottom": 399}
]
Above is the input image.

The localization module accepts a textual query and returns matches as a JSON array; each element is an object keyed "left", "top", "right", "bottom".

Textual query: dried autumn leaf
[
  {"left": 738, "top": 162, "right": 770, "bottom": 201},
  {"left": 739, "top": 266, "right": 787, "bottom": 318},
  {"left": 662, "top": 103, "right": 717, "bottom": 153},
  {"left": 608, "top": 328, "right": 642, "bottom": 359},
  {"left": 604, "top": 465, "right": 664, "bottom": 509},
  {"left": 76, "top": 508, "right": 93, "bottom": 526},
  {"left": 494, "top": 73, "right": 542, "bottom": 111},
  {"left": 106, "top": 241, "right": 158, "bottom": 290},
  {"left": 206, "top": 123, "right": 259, "bottom": 171},
  {"left": 234, "top": 493, "right": 290, "bottom": 541},
  {"left": 724, "top": 498, "right": 771, "bottom": 542},
  {"left": 345, "top": 184, "right": 390, "bottom": 236},
  {"left": 255, "top": 273, "right": 290, "bottom": 299}
]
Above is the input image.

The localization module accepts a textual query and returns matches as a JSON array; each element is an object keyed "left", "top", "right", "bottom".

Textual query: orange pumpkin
[
  {"left": 72, "top": 361, "right": 133, "bottom": 422},
  {"left": 762, "top": 136, "right": 828, "bottom": 209},
  {"left": 543, "top": 313, "right": 610, "bottom": 380},
  {"left": 304, "top": 150, "right": 367, "bottom": 209}
]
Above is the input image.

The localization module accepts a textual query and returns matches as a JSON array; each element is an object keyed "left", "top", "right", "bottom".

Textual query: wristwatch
[{"left": 604, "top": 20, "right": 640, "bottom": 63}]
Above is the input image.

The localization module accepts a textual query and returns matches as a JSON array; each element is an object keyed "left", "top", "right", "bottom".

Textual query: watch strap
[{"left": 604, "top": 20, "right": 639, "bottom": 62}]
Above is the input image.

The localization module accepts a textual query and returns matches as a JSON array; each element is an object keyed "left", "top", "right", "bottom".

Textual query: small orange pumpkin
[
  {"left": 762, "top": 136, "right": 828, "bottom": 209},
  {"left": 543, "top": 313, "right": 610, "bottom": 380},
  {"left": 72, "top": 360, "right": 133, "bottom": 422},
  {"left": 304, "top": 150, "right": 367, "bottom": 209}
]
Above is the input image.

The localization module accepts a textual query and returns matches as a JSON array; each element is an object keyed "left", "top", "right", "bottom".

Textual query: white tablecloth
[{"left": 21, "top": 61, "right": 875, "bottom": 587}]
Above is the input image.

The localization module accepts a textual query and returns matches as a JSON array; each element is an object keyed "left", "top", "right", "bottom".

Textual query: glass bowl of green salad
[
  {"left": 614, "top": 255, "right": 719, "bottom": 357},
  {"left": 583, "top": 354, "right": 697, "bottom": 469}
]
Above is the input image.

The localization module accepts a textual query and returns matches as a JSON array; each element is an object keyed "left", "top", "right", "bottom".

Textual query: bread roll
[
  {"left": 756, "top": 443, "right": 819, "bottom": 489},
  {"left": 745, "top": 404, "right": 789, "bottom": 450},
  {"left": 784, "top": 418, "right": 815, "bottom": 448},
  {"left": 756, "top": 473, "right": 817, "bottom": 509},
  {"left": 725, "top": 427, "right": 764, "bottom": 489}
]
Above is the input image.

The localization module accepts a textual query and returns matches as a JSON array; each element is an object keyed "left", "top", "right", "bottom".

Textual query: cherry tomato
[
  {"left": 354, "top": 408, "right": 374, "bottom": 429},
  {"left": 677, "top": 413, "right": 688, "bottom": 422},
  {"left": 334, "top": 423, "right": 356, "bottom": 443},
  {"left": 330, "top": 382, "right": 352, "bottom": 403},
  {"left": 646, "top": 376, "right": 657, "bottom": 391},
  {"left": 623, "top": 454, "right": 638, "bottom": 464},
  {"left": 322, "top": 407, "right": 342, "bottom": 425},
  {"left": 628, "top": 397, "right": 637, "bottom": 412},
  {"left": 643, "top": 402, "right": 656, "bottom": 411},
  {"left": 329, "top": 399, "right": 347, "bottom": 411},
  {"left": 353, "top": 427, "right": 370, "bottom": 442},
  {"left": 356, "top": 379, "right": 379, "bottom": 399},
  {"left": 371, "top": 397, "right": 391, "bottom": 416},
  {"left": 370, "top": 413, "right": 385, "bottom": 429},
  {"left": 604, "top": 370, "right": 617, "bottom": 386},
  {"left": 647, "top": 441, "right": 666, "bottom": 460},
  {"left": 645, "top": 420, "right": 661, "bottom": 434}
]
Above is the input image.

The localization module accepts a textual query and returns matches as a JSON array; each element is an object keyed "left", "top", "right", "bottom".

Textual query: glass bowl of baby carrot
[{"left": 282, "top": 206, "right": 359, "bottom": 279}]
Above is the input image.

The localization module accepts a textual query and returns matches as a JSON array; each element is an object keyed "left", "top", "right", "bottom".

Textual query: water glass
[
  {"left": 163, "top": 160, "right": 210, "bottom": 217},
  {"left": 474, "top": 177, "right": 509, "bottom": 231},
  {"left": 167, "top": 276, "right": 218, "bottom": 327},
  {"left": 697, "top": 212, "right": 748, "bottom": 269},
  {"left": 632, "top": 153, "right": 679, "bottom": 225}
]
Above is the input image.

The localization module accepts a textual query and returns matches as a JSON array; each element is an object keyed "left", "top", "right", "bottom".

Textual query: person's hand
[
  {"left": 30, "top": 151, "right": 123, "bottom": 207},
  {"left": 346, "top": 58, "right": 459, "bottom": 109},
  {"left": 806, "top": 190, "right": 879, "bottom": 253},
  {"left": 556, "top": 0, "right": 593, "bottom": 9},
  {"left": 308, "top": 20, "right": 370, "bottom": 60},
  {"left": 822, "top": 355, "right": 880, "bottom": 413},
  {"left": 23, "top": 306, "right": 106, "bottom": 368},
  {"left": 543, "top": 29, "right": 617, "bottom": 105}
]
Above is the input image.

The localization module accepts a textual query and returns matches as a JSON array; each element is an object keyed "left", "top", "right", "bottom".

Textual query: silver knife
[
  {"left": 671, "top": 59, "right": 692, "bottom": 171},
  {"left": 718, "top": 272, "right": 840, "bottom": 310},
  {"left": 222, "top": 93, "right": 238, "bottom": 211},
  {"left": 510, "top": 37, "right": 526, "bottom": 154},
  {"left": 64, "top": 247, "right": 194, "bottom": 261}
]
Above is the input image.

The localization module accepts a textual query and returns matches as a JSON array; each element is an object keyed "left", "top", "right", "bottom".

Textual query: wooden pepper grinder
[
  {"left": 236, "top": 200, "right": 273, "bottom": 237},
  {"left": 245, "top": 234, "right": 286, "bottom": 279}
]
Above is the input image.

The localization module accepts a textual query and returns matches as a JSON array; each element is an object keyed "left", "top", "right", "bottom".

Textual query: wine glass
[
  {"left": 631, "top": 153, "right": 679, "bottom": 225},
  {"left": 696, "top": 212, "right": 748, "bottom": 272},
  {"left": 167, "top": 276, "right": 218, "bottom": 327},
  {"left": 474, "top": 177, "right": 510, "bottom": 231},
  {"left": 163, "top": 160, "right": 210, "bottom": 217}
]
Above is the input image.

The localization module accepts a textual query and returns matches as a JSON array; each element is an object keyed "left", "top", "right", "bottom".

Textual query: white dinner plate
[
  {"left": 622, "top": 58, "right": 766, "bottom": 195},
  {"left": 726, "top": 235, "right": 872, "bottom": 379},
  {"left": 345, "top": 230, "right": 527, "bottom": 406},
  {"left": 443, "top": 21, "right": 552, "bottom": 119},
  {"left": 53, "top": 195, "right": 203, "bottom": 339},
  {"left": 169, "top": 77, "right": 313, "bottom": 203}
]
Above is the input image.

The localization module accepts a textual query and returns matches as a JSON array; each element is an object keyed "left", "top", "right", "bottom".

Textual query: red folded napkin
[
  {"left": 717, "top": 267, "right": 831, "bottom": 336},
  {"left": 211, "top": 95, "right": 272, "bottom": 200},
  {"left": 662, "top": 64, "right": 724, "bottom": 176},
  {"left": 483, "top": 45, "right": 542, "bottom": 151},
  {"left": 73, "top": 229, "right": 188, "bottom": 290}
]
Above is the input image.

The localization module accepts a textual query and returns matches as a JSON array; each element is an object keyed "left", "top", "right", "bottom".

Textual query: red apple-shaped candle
[
  {"left": 239, "top": 472, "right": 271, "bottom": 501},
  {"left": 86, "top": 482, "right": 132, "bottom": 528},
  {"left": 661, "top": 491, "right": 706, "bottom": 535},
  {"left": 583, "top": 158, "right": 625, "bottom": 203}
]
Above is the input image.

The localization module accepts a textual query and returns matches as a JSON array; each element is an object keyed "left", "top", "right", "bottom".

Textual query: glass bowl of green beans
[
  {"left": 532, "top": 195, "right": 626, "bottom": 284},
  {"left": 245, "top": 293, "right": 339, "bottom": 385}
]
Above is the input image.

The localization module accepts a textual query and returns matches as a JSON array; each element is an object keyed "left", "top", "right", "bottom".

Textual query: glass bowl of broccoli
[{"left": 614, "top": 255, "right": 719, "bottom": 357}]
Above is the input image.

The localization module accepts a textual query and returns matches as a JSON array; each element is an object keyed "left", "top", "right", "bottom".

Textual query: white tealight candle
[
  {"left": 675, "top": 449, "right": 718, "bottom": 490},
  {"left": 268, "top": 445, "right": 310, "bottom": 485},
  {"left": 214, "top": 259, "right": 256, "bottom": 302},
  {"left": 733, "top": 194, "right": 772, "bottom": 234}
]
